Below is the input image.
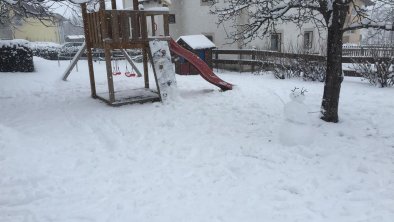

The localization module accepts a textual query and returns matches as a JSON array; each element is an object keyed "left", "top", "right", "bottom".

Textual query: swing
[
  {"left": 112, "top": 59, "right": 122, "bottom": 76},
  {"left": 124, "top": 62, "right": 137, "bottom": 78}
]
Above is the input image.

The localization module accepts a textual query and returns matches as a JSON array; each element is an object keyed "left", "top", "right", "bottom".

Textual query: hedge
[
  {"left": 0, "top": 40, "right": 34, "bottom": 72},
  {"left": 31, "top": 42, "right": 61, "bottom": 60}
]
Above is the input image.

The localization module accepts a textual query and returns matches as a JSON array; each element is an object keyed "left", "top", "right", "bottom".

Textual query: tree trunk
[{"left": 321, "top": 2, "right": 348, "bottom": 123}]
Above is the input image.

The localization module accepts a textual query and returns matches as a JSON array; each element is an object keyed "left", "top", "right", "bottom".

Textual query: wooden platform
[{"left": 96, "top": 88, "right": 161, "bottom": 106}]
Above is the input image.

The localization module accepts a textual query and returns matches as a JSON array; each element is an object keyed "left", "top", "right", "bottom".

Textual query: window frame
[
  {"left": 168, "top": 14, "right": 176, "bottom": 24},
  {"left": 303, "top": 31, "right": 313, "bottom": 50},
  {"left": 270, "top": 33, "right": 282, "bottom": 52}
]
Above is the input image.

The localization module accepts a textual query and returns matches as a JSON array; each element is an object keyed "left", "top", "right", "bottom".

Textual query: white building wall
[
  {"left": 170, "top": 1, "right": 238, "bottom": 49},
  {"left": 248, "top": 22, "right": 327, "bottom": 54},
  {"left": 123, "top": 0, "right": 238, "bottom": 49},
  {"left": 122, "top": 0, "right": 328, "bottom": 54}
]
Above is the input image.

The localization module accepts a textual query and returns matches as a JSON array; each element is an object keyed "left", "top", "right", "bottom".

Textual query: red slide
[{"left": 169, "top": 39, "right": 233, "bottom": 91}]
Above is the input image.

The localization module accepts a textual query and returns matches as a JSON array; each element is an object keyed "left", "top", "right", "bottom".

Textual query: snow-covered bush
[
  {"left": 301, "top": 60, "right": 326, "bottom": 82},
  {"left": 31, "top": 42, "right": 61, "bottom": 60},
  {"left": 272, "top": 58, "right": 299, "bottom": 79},
  {"left": 354, "top": 58, "right": 394, "bottom": 87},
  {"left": 0, "top": 40, "right": 34, "bottom": 72},
  {"left": 273, "top": 56, "right": 326, "bottom": 82}
]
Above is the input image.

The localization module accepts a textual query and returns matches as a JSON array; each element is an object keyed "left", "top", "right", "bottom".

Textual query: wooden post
[
  {"left": 251, "top": 50, "right": 256, "bottom": 72},
  {"left": 163, "top": 14, "right": 170, "bottom": 36},
  {"left": 215, "top": 50, "right": 219, "bottom": 70},
  {"left": 100, "top": 10, "right": 109, "bottom": 40},
  {"left": 111, "top": 0, "right": 117, "bottom": 9},
  {"left": 111, "top": 11, "right": 120, "bottom": 43},
  {"left": 104, "top": 46, "right": 116, "bottom": 103},
  {"left": 239, "top": 52, "right": 242, "bottom": 72},
  {"left": 143, "top": 47, "right": 149, "bottom": 88},
  {"left": 81, "top": 3, "right": 97, "bottom": 98},
  {"left": 151, "top": 16, "right": 156, "bottom": 36},
  {"left": 140, "top": 11, "right": 148, "bottom": 39},
  {"left": 133, "top": 0, "right": 139, "bottom": 10},
  {"left": 132, "top": 0, "right": 141, "bottom": 39},
  {"left": 99, "top": 0, "right": 105, "bottom": 10}
]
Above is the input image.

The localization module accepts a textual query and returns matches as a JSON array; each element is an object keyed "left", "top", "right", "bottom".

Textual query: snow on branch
[
  {"left": 211, "top": 0, "right": 394, "bottom": 45},
  {"left": 211, "top": 0, "right": 331, "bottom": 44},
  {"left": 0, "top": 0, "right": 90, "bottom": 27}
]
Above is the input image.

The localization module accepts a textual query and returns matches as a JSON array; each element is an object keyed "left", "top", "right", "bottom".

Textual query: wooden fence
[
  {"left": 212, "top": 48, "right": 394, "bottom": 72},
  {"left": 342, "top": 45, "right": 394, "bottom": 57}
]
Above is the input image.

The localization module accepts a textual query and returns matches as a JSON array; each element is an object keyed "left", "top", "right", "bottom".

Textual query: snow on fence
[
  {"left": 342, "top": 45, "right": 394, "bottom": 57},
  {"left": 212, "top": 48, "right": 394, "bottom": 73}
]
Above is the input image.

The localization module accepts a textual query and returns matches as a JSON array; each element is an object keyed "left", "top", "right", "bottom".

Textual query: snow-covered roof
[
  {"left": 144, "top": 7, "right": 170, "bottom": 11},
  {"left": 66, "top": 35, "right": 85, "bottom": 40},
  {"left": 176, "top": 35, "right": 216, "bottom": 50}
]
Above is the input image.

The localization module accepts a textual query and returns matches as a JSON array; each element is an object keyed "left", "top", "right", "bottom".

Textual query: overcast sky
[{"left": 51, "top": 0, "right": 124, "bottom": 19}]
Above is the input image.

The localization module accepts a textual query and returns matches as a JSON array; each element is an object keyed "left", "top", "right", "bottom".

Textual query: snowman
[{"left": 279, "top": 88, "right": 314, "bottom": 146}]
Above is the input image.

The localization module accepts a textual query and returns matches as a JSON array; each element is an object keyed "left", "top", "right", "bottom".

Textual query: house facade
[
  {"left": 123, "top": 0, "right": 373, "bottom": 54},
  {"left": 342, "top": 0, "right": 375, "bottom": 45},
  {"left": 12, "top": 15, "right": 65, "bottom": 43},
  {"left": 1, "top": 12, "right": 84, "bottom": 44},
  {"left": 0, "top": 23, "right": 13, "bottom": 40},
  {"left": 123, "top": 0, "right": 238, "bottom": 49}
]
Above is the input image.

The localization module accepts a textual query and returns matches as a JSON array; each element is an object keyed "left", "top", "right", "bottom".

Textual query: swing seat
[
  {"left": 125, "top": 72, "right": 137, "bottom": 77},
  {"left": 113, "top": 71, "right": 122, "bottom": 76}
]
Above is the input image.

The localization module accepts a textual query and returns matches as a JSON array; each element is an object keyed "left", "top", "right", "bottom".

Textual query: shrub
[
  {"left": 272, "top": 58, "right": 299, "bottom": 79},
  {"left": 301, "top": 60, "right": 326, "bottom": 82},
  {"left": 273, "top": 56, "right": 326, "bottom": 82},
  {"left": 354, "top": 58, "right": 394, "bottom": 87},
  {"left": 0, "top": 40, "right": 34, "bottom": 72},
  {"left": 31, "top": 42, "right": 61, "bottom": 60}
]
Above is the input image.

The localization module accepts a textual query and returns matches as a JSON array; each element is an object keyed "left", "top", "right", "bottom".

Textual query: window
[
  {"left": 168, "top": 14, "right": 176, "bottom": 24},
  {"left": 270, "top": 33, "right": 282, "bottom": 52},
  {"left": 304, "top": 31, "right": 313, "bottom": 49}
]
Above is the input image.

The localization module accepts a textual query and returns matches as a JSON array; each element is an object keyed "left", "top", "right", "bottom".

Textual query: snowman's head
[{"left": 289, "top": 87, "right": 307, "bottom": 103}]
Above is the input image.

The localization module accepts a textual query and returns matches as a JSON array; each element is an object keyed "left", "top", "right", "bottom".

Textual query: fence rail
[
  {"left": 342, "top": 45, "right": 394, "bottom": 57},
  {"left": 212, "top": 48, "right": 394, "bottom": 72}
]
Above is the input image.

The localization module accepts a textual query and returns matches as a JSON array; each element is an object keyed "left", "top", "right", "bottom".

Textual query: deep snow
[{"left": 0, "top": 57, "right": 393, "bottom": 222}]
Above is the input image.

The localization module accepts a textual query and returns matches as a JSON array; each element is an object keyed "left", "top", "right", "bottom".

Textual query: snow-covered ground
[{"left": 1, "top": 57, "right": 393, "bottom": 222}]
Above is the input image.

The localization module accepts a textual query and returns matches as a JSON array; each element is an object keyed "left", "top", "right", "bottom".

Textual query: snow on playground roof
[
  {"left": 144, "top": 7, "right": 170, "bottom": 11},
  {"left": 67, "top": 35, "right": 85, "bottom": 40},
  {"left": 177, "top": 35, "right": 216, "bottom": 50}
]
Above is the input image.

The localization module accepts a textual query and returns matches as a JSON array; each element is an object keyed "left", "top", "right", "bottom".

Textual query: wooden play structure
[
  {"left": 67, "top": 0, "right": 232, "bottom": 106},
  {"left": 79, "top": 0, "right": 171, "bottom": 106}
]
